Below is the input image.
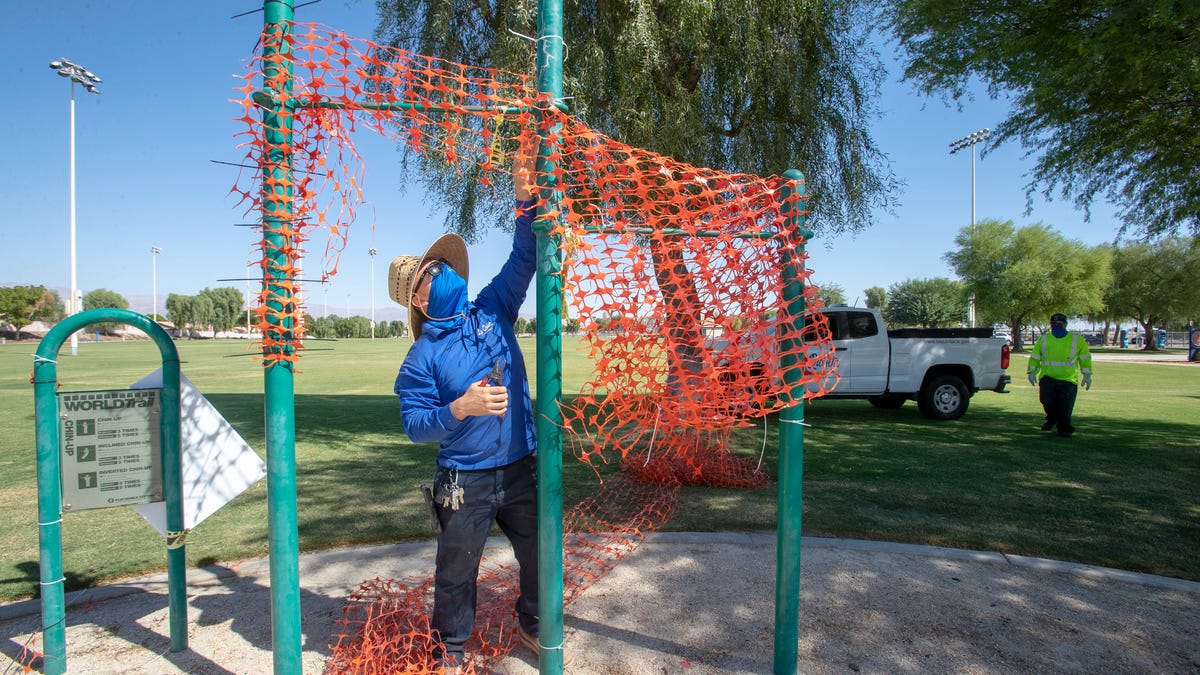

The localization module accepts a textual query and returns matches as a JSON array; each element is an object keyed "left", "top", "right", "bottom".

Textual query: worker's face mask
[
  {"left": 1051, "top": 325, "right": 1068, "bottom": 338},
  {"left": 424, "top": 264, "right": 468, "bottom": 328}
]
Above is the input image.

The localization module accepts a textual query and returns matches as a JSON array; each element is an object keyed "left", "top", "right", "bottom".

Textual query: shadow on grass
[
  {"left": 9, "top": 389, "right": 1192, "bottom": 605},
  {"left": 792, "top": 398, "right": 1200, "bottom": 579},
  {"left": 205, "top": 391, "right": 1198, "bottom": 580},
  {"left": 1, "top": 561, "right": 101, "bottom": 601},
  {"left": 203, "top": 393, "right": 608, "bottom": 551}
]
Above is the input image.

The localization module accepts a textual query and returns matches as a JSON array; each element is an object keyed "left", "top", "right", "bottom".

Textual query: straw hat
[{"left": 388, "top": 233, "right": 470, "bottom": 340}]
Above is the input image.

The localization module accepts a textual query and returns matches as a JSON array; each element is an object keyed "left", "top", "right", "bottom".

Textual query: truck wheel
[
  {"left": 918, "top": 375, "right": 969, "bottom": 420},
  {"left": 868, "top": 395, "right": 906, "bottom": 409}
]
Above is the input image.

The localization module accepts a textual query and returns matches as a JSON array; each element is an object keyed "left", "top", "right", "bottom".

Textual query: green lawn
[{"left": 0, "top": 337, "right": 1196, "bottom": 602}]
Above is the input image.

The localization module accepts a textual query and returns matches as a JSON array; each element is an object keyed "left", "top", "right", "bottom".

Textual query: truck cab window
[
  {"left": 827, "top": 314, "right": 847, "bottom": 341},
  {"left": 847, "top": 312, "right": 878, "bottom": 339}
]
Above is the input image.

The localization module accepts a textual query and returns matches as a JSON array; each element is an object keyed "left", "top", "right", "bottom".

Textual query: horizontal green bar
[
  {"left": 579, "top": 224, "right": 781, "bottom": 240},
  {"left": 252, "top": 89, "right": 569, "bottom": 116},
  {"left": 308, "top": 99, "right": 530, "bottom": 115}
]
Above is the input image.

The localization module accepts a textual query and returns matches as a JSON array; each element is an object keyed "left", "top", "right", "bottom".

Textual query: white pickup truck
[{"left": 711, "top": 306, "right": 1012, "bottom": 420}]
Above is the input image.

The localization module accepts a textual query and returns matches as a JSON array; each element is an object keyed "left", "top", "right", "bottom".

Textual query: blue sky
[{"left": 2, "top": 1, "right": 1124, "bottom": 323}]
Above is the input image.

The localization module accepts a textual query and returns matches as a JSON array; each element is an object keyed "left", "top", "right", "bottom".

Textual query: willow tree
[
  {"left": 887, "top": 0, "right": 1200, "bottom": 239},
  {"left": 372, "top": 0, "right": 898, "bottom": 240}
]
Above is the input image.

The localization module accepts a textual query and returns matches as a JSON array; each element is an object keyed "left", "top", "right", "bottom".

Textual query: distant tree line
[
  {"left": 300, "top": 315, "right": 574, "bottom": 340},
  {"left": 305, "top": 315, "right": 404, "bottom": 339},
  {"left": 166, "top": 287, "right": 246, "bottom": 336},
  {"left": 845, "top": 225, "right": 1200, "bottom": 352},
  {"left": 947, "top": 223, "right": 1200, "bottom": 350},
  {"left": 7, "top": 224, "right": 1197, "bottom": 351},
  {"left": 805, "top": 228, "right": 1200, "bottom": 354}
]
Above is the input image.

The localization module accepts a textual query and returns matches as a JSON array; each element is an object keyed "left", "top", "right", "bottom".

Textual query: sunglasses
[{"left": 422, "top": 261, "right": 447, "bottom": 280}]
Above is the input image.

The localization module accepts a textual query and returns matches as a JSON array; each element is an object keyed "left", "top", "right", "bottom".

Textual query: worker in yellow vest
[{"left": 1027, "top": 312, "right": 1093, "bottom": 437}]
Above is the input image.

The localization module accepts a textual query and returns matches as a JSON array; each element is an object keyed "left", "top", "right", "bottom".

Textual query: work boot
[
  {"left": 518, "top": 625, "right": 572, "bottom": 665},
  {"left": 434, "top": 652, "right": 465, "bottom": 674}
]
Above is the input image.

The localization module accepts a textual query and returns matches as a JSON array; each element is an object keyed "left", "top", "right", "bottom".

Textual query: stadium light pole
[
  {"left": 949, "top": 128, "right": 990, "bottom": 328},
  {"left": 50, "top": 58, "right": 101, "bottom": 356},
  {"left": 151, "top": 247, "right": 162, "bottom": 321},
  {"left": 369, "top": 247, "right": 377, "bottom": 339}
]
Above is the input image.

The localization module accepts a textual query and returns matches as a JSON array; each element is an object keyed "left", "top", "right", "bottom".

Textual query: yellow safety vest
[{"left": 1028, "top": 333, "right": 1093, "bottom": 383}]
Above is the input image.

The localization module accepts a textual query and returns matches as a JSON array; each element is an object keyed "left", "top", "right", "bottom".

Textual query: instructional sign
[
  {"left": 59, "top": 389, "right": 162, "bottom": 511},
  {"left": 131, "top": 370, "right": 266, "bottom": 535}
]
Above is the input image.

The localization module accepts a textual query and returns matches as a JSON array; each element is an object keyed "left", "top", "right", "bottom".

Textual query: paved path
[{"left": 2, "top": 534, "right": 1197, "bottom": 674}]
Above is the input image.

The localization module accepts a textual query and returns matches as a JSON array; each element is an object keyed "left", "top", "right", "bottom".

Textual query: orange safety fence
[{"left": 232, "top": 22, "right": 838, "bottom": 674}]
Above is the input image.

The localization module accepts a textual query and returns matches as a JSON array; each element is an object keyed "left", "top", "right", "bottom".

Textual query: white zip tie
[
  {"left": 40, "top": 577, "right": 66, "bottom": 586},
  {"left": 32, "top": 355, "right": 57, "bottom": 364},
  {"left": 781, "top": 419, "right": 812, "bottom": 427},
  {"left": 755, "top": 416, "right": 768, "bottom": 473},
  {"left": 38, "top": 518, "right": 64, "bottom": 527},
  {"left": 536, "top": 638, "right": 566, "bottom": 652},
  {"left": 507, "top": 29, "right": 569, "bottom": 62},
  {"left": 643, "top": 406, "right": 662, "bottom": 467}
]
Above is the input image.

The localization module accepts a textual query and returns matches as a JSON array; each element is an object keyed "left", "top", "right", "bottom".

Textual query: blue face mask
[
  {"left": 422, "top": 264, "right": 468, "bottom": 331},
  {"left": 1051, "top": 326, "right": 1068, "bottom": 338}
]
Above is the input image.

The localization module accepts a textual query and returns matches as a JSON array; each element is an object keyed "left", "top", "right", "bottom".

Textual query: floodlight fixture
[
  {"left": 948, "top": 128, "right": 990, "bottom": 155},
  {"left": 49, "top": 58, "right": 102, "bottom": 94}
]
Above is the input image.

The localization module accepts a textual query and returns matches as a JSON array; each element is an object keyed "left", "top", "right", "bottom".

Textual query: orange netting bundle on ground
[
  {"left": 232, "top": 21, "right": 838, "bottom": 674},
  {"left": 326, "top": 474, "right": 679, "bottom": 674}
]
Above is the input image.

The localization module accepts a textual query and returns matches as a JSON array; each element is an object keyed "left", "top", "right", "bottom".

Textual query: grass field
[{"left": 0, "top": 337, "right": 1196, "bottom": 602}]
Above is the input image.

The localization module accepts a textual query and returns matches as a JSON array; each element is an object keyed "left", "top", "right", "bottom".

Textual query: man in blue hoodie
[{"left": 389, "top": 150, "right": 540, "bottom": 671}]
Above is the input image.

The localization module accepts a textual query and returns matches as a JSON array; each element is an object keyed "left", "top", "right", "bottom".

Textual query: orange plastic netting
[{"left": 232, "top": 22, "right": 838, "bottom": 674}]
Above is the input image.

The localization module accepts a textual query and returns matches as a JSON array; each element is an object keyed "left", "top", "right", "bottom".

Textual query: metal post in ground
[
  {"left": 260, "top": 1, "right": 303, "bottom": 672},
  {"left": 534, "top": 0, "right": 565, "bottom": 670},
  {"left": 774, "top": 169, "right": 811, "bottom": 674}
]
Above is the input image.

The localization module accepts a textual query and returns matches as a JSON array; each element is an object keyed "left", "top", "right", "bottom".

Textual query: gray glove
[
  {"left": 1028, "top": 372, "right": 1037, "bottom": 386},
  {"left": 1082, "top": 374, "right": 1092, "bottom": 390}
]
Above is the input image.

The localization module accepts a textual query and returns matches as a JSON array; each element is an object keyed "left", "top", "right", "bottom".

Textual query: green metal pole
[
  {"left": 535, "top": 0, "right": 565, "bottom": 672},
  {"left": 261, "top": 2, "right": 303, "bottom": 673},
  {"left": 158, "top": 325, "right": 186, "bottom": 652},
  {"left": 32, "top": 308, "right": 185, "bottom": 673},
  {"left": 32, "top": 343, "right": 66, "bottom": 675},
  {"left": 774, "top": 170, "right": 810, "bottom": 674}
]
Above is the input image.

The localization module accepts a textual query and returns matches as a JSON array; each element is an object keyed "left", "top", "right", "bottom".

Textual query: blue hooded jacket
[{"left": 394, "top": 200, "right": 538, "bottom": 469}]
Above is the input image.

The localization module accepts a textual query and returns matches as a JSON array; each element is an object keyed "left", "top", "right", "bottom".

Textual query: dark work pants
[
  {"left": 1039, "top": 376, "right": 1078, "bottom": 435},
  {"left": 431, "top": 454, "right": 539, "bottom": 663}
]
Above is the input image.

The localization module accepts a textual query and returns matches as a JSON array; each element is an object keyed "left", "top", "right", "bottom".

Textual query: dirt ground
[{"left": 1, "top": 534, "right": 1197, "bottom": 674}]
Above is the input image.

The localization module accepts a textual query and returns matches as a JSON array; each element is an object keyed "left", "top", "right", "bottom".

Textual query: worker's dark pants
[
  {"left": 1039, "top": 376, "right": 1078, "bottom": 435},
  {"left": 431, "top": 454, "right": 538, "bottom": 664}
]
